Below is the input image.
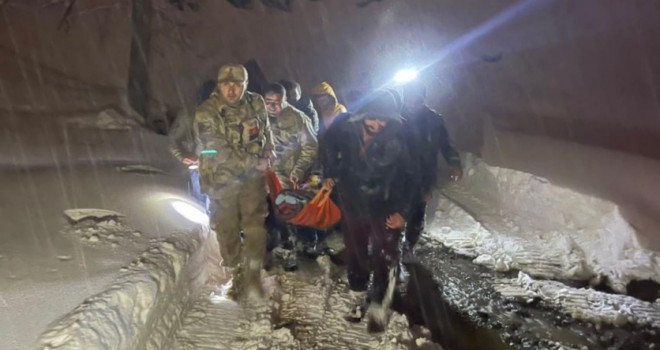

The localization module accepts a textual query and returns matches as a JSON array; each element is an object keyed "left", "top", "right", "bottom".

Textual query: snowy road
[{"left": 170, "top": 259, "right": 440, "bottom": 350}]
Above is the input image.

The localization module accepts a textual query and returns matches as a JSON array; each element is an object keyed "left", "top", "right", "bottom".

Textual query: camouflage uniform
[
  {"left": 270, "top": 105, "right": 317, "bottom": 189},
  {"left": 193, "top": 65, "right": 273, "bottom": 295}
]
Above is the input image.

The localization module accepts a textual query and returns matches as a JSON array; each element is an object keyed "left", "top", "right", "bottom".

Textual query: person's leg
[
  {"left": 369, "top": 217, "right": 402, "bottom": 304},
  {"left": 366, "top": 215, "right": 402, "bottom": 332},
  {"left": 190, "top": 169, "right": 202, "bottom": 202},
  {"left": 213, "top": 189, "right": 242, "bottom": 268},
  {"left": 238, "top": 173, "right": 269, "bottom": 298},
  {"left": 265, "top": 196, "right": 280, "bottom": 252},
  {"left": 341, "top": 210, "right": 370, "bottom": 292}
]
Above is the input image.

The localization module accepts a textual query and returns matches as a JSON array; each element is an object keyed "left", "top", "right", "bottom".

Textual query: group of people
[{"left": 169, "top": 63, "right": 463, "bottom": 332}]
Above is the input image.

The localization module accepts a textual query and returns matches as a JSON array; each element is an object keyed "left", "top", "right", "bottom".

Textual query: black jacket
[
  {"left": 321, "top": 116, "right": 419, "bottom": 219},
  {"left": 403, "top": 105, "right": 461, "bottom": 196},
  {"left": 291, "top": 96, "right": 319, "bottom": 132}
]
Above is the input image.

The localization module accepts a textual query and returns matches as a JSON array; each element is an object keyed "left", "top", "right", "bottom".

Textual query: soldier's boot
[
  {"left": 226, "top": 264, "right": 244, "bottom": 301},
  {"left": 241, "top": 259, "right": 265, "bottom": 303}
]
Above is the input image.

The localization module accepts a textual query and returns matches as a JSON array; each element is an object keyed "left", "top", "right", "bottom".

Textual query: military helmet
[{"left": 217, "top": 64, "right": 248, "bottom": 83}]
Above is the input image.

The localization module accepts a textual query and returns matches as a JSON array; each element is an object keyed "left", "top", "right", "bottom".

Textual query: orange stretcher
[{"left": 265, "top": 169, "right": 341, "bottom": 230}]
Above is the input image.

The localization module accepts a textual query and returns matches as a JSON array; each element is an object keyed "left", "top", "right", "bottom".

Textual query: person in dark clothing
[
  {"left": 279, "top": 79, "right": 320, "bottom": 132},
  {"left": 321, "top": 89, "right": 419, "bottom": 332},
  {"left": 168, "top": 79, "right": 217, "bottom": 210},
  {"left": 197, "top": 79, "right": 216, "bottom": 105},
  {"left": 401, "top": 82, "right": 462, "bottom": 253}
]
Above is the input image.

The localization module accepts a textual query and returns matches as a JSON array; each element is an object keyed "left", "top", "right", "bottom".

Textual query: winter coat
[
  {"left": 402, "top": 105, "right": 461, "bottom": 196},
  {"left": 321, "top": 115, "right": 419, "bottom": 219}
]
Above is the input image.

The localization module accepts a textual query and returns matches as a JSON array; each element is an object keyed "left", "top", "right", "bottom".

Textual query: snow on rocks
[
  {"left": 494, "top": 271, "right": 660, "bottom": 328},
  {"left": 430, "top": 155, "right": 660, "bottom": 294},
  {"left": 96, "top": 108, "right": 139, "bottom": 130},
  {"left": 64, "top": 209, "right": 124, "bottom": 223},
  {"left": 62, "top": 209, "right": 143, "bottom": 248},
  {"left": 65, "top": 108, "right": 141, "bottom": 131}
]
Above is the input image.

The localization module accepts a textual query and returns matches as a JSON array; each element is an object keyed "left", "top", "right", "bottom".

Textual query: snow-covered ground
[
  {"left": 4, "top": 106, "right": 660, "bottom": 349},
  {"left": 427, "top": 155, "right": 660, "bottom": 331},
  {"left": 0, "top": 110, "right": 204, "bottom": 350},
  {"left": 432, "top": 155, "right": 660, "bottom": 293}
]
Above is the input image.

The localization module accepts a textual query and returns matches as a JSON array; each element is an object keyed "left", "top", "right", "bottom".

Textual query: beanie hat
[{"left": 353, "top": 89, "right": 403, "bottom": 122}]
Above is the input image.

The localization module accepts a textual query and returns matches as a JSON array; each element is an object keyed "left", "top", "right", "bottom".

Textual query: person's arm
[
  {"left": 384, "top": 135, "right": 420, "bottom": 230},
  {"left": 396, "top": 136, "right": 421, "bottom": 220},
  {"left": 435, "top": 114, "right": 462, "bottom": 170},
  {"left": 320, "top": 122, "right": 342, "bottom": 184},
  {"left": 168, "top": 110, "right": 190, "bottom": 162},
  {"left": 306, "top": 99, "right": 320, "bottom": 132},
  {"left": 291, "top": 114, "right": 318, "bottom": 182},
  {"left": 249, "top": 94, "right": 275, "bottom": 161}
]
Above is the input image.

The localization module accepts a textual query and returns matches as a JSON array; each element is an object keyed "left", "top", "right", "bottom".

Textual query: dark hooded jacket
[
  {"left": 403, "top": 106, "right": 461, "bottom": 197},
  {"left": 321, "top": 114, "right": 419, "bottom": 219},
  {"left": 291, "top": 96, "right": 319, "bottom": 132}
]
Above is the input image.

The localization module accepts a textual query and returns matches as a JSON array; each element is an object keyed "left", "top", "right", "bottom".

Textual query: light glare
[
  {"left": 171, "top": 200, "right": 209, "bottom": 225},
  {"left": 394, "top": 69, "right": 418, "bottom": 83}
]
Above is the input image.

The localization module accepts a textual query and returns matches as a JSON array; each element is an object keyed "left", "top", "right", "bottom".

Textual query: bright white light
[
  {"left": 188, "top": 164, "right": 199, "bottom": 170},
  {"left": 394, "top": 69, "right": 418, "bottom": 83},
  {"left": 171, "top": 200, "right": 209, "bottom": 225}
]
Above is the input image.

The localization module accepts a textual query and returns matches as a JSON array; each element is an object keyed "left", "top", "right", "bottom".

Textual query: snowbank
[
  {"left": 36, "top": 226, "right": 220, "bottom": 350},
  {"left": 494, "top": 272, "right": 660, "bottom": 328},
  {"left": 430, "top": 155, "right": 660, "bottom": 294}
]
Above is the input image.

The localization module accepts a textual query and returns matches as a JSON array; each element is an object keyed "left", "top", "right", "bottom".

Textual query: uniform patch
[{"left": 249, "top": 126, "right": 259, "bottom": 140}]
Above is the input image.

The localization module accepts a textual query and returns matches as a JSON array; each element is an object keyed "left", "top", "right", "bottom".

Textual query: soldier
[
  {"left": 262, "top": 83, "right": 318, "bottom": 269},
  {"left": 194, "top": 64, "right": 274, "bottom": 300},
  {"left": 263, "top": 83, "right": 317, "bottom": 189}
]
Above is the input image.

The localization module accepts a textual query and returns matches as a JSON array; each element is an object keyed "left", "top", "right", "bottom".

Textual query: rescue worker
[
  {"left": 279, "top": 79, "right": 319, "bottom": 132},
  {"left": 263, "top": 83, "right": 318, "bottom": 189},
  {"left": 321, "top": 89, "right": 419, "bottom": 332},
  {"left": 401, "top": 82, "right": 462, "bottom": 255},
  {"left": 310, "top": 81, "right": 347, "bottom": 136},
  {"left": 263, "top": 83, "right": 318, "bottom": 269},
  {"left": 194, "top": 64, "right": 274, "bottom": 300}
]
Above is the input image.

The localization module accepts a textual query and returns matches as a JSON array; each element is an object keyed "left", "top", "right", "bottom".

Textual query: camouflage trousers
[{"left": 212, "top": 173, "right": 268, "bottom": 275}]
